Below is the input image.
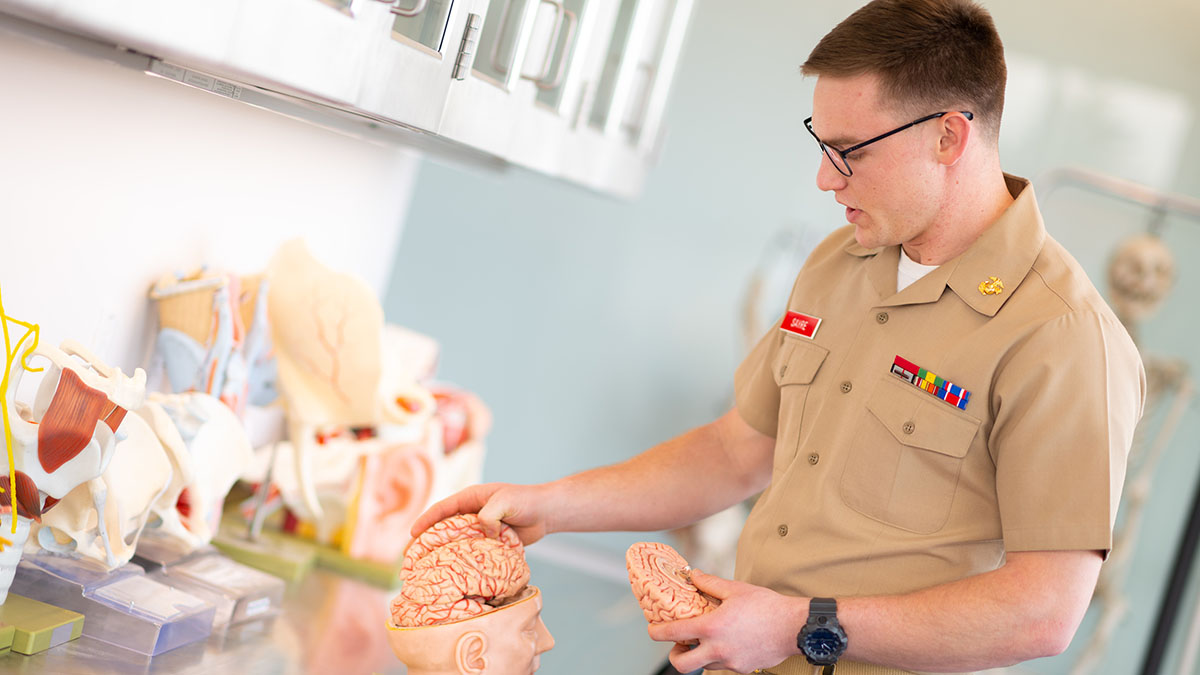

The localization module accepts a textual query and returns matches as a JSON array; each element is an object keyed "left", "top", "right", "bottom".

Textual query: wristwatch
[{"left": 797, "top": 597, "right": 848, "bottom": 668}]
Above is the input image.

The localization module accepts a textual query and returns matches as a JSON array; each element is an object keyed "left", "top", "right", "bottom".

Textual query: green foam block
[
  {"left": 213, "top": 519, "right": 317, "bottom": 584},
  {"left": 0, "top": 594, "right": 84, "bottom": 655}
]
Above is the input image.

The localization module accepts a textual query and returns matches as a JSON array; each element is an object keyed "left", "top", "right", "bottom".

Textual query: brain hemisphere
[
  {"left": 626, "top": 542, "right": 720, "bottom": 625},
  {"left": 400, "top": 538, "right": 529, "bottom": 605},
  {"left": 402, "top": 513, "right": 523, "bottom": 574},
  {"left": 391, "top": 514, "right": 530, "bottom": 628}
]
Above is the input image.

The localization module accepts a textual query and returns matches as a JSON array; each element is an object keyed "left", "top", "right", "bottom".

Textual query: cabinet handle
[
  {"left": 520, "top": 0, "right": 565, "bottom": 82},
  {"left": 488, "top": 0, "right": 517, "bottom": 75},
  {"left": 534, "top": 7, "right": 576, "bottom": 90},
  {"left": 389, "top": 0, "right": 428, "bottom": 16}
]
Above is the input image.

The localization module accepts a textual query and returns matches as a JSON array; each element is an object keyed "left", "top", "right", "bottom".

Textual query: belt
[{"left": 705, "top": 657, "right": 916, "bottom": 675}]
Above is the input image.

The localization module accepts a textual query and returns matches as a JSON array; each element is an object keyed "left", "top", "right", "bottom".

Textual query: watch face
[{"left": 804, "top": 627, "right": 844, "bottom": 661}]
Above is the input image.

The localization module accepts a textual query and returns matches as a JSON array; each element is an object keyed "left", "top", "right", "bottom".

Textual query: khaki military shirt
[{"left": 733, "top": 175, "right": 1144, "bottom": 608}]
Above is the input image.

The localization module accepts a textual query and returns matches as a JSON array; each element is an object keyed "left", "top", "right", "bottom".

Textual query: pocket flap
[
  {"left": 775, "top": 339, "right": 828, "bottom": 386},
  {"left": 866, "top": 377, "right": 981, "bottom": 457}
]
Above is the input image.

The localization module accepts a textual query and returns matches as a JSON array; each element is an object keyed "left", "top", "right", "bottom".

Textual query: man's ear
[
  {"left": 456, "top": 631, "right": 488, "bottom": 674},
  {"left": 936, "top": 111, "right": 972, "bottom": 166}
]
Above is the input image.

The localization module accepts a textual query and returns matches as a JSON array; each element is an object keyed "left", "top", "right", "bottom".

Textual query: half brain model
[
  {"left": 626, "top": 542, "right": 720, "bottom": 624},
  {"left": 391, "top": 514, "right": 531, "bottom": 627}
]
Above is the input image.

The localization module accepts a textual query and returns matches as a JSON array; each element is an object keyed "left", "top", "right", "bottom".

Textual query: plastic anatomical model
[
  {"left": 29, "top": 351, "right": 175, "bottom": 569},
  {"left": 1, "top": 336, "right": 146, "bottom": 602},
  {"left": 245, "top": 240, "right": 490, "bottom": 567},
  {"left": 150, "top": 269, "right": 276, "bottom": 417},
  {"left": 626, "top": 542, "right": 719, "bottom": 626},
  {"left": 386, "top": 514, "right": 553, "bottom": 674},
  {"left": 137, "top": 392, "right": 254, "bottom": 551}
]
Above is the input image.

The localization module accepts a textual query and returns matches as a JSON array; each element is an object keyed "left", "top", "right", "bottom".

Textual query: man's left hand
[{"left": 647, "top": 570, "right": 807, "bottom": 674}]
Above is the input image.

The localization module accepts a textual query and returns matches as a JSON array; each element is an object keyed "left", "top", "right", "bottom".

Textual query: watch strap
[{"left": 810, "top": 597, "right": 838, "bottom": 617}]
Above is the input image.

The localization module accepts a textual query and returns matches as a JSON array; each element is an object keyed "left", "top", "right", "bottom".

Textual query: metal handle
[
  {"left": 520, "top": 0, "right": 565, "bottom": 82},
  {"left": 390, "top": 0, "right": 428, "bottom": 17},
  {"left": 534, "top": 7, "right": 576, "bottom": 90},
  {"left": 488, "top": 0, "right": 517, "bottom": 75}
]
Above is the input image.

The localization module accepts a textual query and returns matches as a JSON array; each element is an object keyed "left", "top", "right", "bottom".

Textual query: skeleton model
[
  {"left": 1074, "top": 233, "right": 1193, "bottom": 674},
  {"left": 386, "top": 514, "right": 553, "bottom": 674},
  {"left": 0, "top": 326, "right": 146, "bottom": 602}
]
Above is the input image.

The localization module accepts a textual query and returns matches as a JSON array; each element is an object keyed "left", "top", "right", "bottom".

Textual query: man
[{"left": 412, "top": 1, "right": 1145, "bottom": 673}]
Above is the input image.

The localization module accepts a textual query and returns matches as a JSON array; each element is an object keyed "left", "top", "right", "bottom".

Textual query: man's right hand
[{"left": 410, "top": 482, "right": 554, "bottom": 545}]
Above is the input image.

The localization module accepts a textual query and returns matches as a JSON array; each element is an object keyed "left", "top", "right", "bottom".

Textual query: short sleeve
[
  {"left": 991, "top": 311, "right": 1145, "bottom": 557},
  {"left": 734, "top": 320, "right": 784, "bottom": 438}
]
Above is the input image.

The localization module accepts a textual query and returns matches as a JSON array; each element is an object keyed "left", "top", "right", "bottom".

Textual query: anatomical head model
[
  {"left": 1, "top": 333, "right": 146, "bottom": 602},
  {"left": 1107, "top": 233, "right": 1177, "bottom": 339},
  {"left": 626, "top": 542, "right": 720, "bottom": 626},
  {"left": 387, "top": 514, "right": 553, "bottom": 674}
]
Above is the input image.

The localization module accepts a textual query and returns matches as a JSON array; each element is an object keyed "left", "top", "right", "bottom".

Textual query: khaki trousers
[{"left": 706, "top": 656, "right": 915, "bottom": 675}]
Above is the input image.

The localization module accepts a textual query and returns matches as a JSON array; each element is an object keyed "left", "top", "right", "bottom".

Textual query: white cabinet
[{"left": 0, "top": 0, "right": 694, "bottom": 197}]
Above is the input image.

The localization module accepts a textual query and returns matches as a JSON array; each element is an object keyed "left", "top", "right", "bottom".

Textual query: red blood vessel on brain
[
  {"left": 626, "top": 542, "right": 720, "bottom": 624},
  {"left": 390, "top": 513, "right": 530, "bottom": 627}
]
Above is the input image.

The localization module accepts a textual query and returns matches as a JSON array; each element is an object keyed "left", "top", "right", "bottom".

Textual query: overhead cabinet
[{"left": 0, "top": 0, "right": 695, "bottom": 197}]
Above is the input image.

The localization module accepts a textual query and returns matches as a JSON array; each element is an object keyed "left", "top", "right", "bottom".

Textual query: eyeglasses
[{"left": 804, "top": 111, "right": 974, "bottom": 177}]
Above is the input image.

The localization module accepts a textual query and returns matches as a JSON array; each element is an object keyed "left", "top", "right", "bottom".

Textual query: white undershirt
[{"left": 897, "top": 247, "right": 940, "bottom": 291}]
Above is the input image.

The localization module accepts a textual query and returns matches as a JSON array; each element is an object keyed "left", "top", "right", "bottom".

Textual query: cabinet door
[
  {"left": 224, "top": 0, "right": 375, "bottom": 107},
  {"left": 357, "top": 0, "right": 483, "bottom": 133},
  {"left": 47, "top": 0, "right": 240, "bottom": 64},
  {"left": 438, "top": 0, "right": 548, "bottom": 157},
  {"left": 505, "top": 0, "right": 606, "bottom": 174}
]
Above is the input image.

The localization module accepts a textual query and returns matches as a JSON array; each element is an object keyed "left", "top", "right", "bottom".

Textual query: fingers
[
  {"left": 688, "top": 569, "right": 733, "bottom": 600},
  {"left": 669, "top": 640, "right": 716, "bottom": 674},
  {"left": 647, "top": 616, "right": 703, "bottom": 645},
  {"left": 410, "top": 483, "right": 503, "bottom": 537}
]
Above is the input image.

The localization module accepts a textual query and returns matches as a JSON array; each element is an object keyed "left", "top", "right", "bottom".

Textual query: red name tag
[{"left": 780, "top": 311, "right": 821, "bottom": 339}]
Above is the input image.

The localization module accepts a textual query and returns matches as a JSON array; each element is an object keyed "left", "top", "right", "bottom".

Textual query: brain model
[
  {"left": 390, "top": 514, "right": 530, "bottom": 627},
  {"left": 626, "top": 542, "right": 720, "bottom": 625}
]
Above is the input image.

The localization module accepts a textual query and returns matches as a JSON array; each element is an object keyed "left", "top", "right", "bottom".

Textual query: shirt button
[
  {"left": 903, "top": 421, "right": 915, "bottom": 434},
  {"left": 777, "top": 524, "right": 789, "bottom": 537},
  {"left": 840, "top": 381, "right": 852, "bottom": 394},
  {"left": 808, "top": 453, "right": 820, "bottom": 465},
  {"left": 876, "top": 311, "right": 889, "bottom": 324}
]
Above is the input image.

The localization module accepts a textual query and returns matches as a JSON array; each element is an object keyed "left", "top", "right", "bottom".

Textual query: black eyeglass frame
[{"left": 804, "top": 110, "right": 974, "bottom": 177}]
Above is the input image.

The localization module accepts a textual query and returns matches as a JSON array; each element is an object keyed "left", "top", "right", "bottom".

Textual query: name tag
[{"left": 780, "top": 311, "right": 821, "bottom": 340}]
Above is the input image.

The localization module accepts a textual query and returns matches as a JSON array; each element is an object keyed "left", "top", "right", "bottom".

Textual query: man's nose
[{"left": 815, "top": 151, "right": 848, "bottom": 192}]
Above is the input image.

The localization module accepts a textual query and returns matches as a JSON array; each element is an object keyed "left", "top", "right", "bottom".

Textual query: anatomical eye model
[{"left": 626, "top": 541, "right": 720, "bottom": 627}]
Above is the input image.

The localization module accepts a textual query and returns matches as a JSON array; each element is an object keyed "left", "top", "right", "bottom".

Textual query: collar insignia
[{"left": 978, "top": 276, "right": 1004, "bottom": 296}]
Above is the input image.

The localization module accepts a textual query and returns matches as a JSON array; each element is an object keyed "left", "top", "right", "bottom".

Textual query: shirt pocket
[
  {"left": 839, "top": 376, "right": 981, "bottom": 534},
  {"left": 770, "top": 337, "right": 828, "bottom": 474}
]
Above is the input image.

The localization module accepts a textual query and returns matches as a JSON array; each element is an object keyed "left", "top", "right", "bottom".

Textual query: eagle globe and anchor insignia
[{"left": 978, "top": 276, "right": 1004, "bottom": 296}]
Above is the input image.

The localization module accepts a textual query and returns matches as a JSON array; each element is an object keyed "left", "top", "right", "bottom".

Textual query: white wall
[{"left": 1, "top": 26, "right": 419, "bottom": 381}]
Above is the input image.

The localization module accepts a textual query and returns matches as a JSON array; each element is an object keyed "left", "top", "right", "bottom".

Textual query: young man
[{"left": 412, "top": 1, "right": 1145, "bottom": 673}]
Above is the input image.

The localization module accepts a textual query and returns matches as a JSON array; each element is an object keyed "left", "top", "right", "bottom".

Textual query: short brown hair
[{"left": 802, "top": 0, "right": 1006, "bottom": 141}]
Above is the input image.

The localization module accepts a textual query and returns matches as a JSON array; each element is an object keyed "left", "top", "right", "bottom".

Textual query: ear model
[{"left": 456, "top": 631, "right": 488, "bottom": 674}]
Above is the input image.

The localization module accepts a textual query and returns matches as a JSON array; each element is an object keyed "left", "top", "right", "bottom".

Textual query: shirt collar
[{"left": 843, "top": 174, "right": 1045, "bottom": 316}]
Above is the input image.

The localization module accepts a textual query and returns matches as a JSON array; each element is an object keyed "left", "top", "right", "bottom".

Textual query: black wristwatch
[{"left": 797, "top": 597, "right": 848, "bottom": 667}]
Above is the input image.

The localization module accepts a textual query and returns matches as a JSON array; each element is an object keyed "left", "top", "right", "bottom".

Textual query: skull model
[{"left": 1107, "top": 234, "right": 1176, "bottom": 332}]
